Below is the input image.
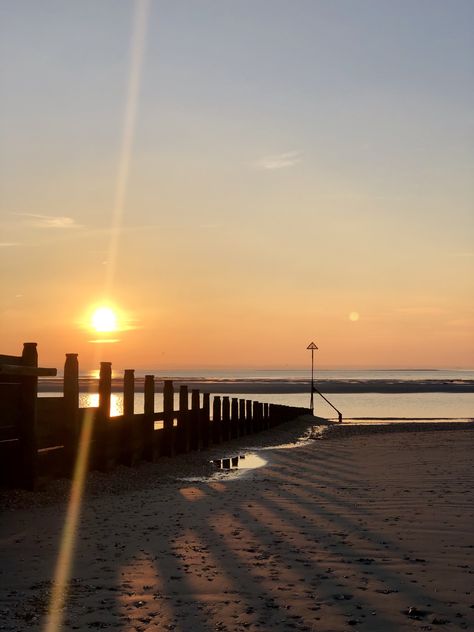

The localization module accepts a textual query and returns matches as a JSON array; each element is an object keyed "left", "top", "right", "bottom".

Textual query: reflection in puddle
[
  {"left": 212, "top": 453, "right": 267, "bottom": 471},
  {"left": 177, "top": 452, "right": 268, "bottom": 484}
]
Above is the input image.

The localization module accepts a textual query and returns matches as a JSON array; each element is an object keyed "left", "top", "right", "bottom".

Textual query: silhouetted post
[
  {"left": 231, "top": 398, "right": 239, "bottom": 439},
  {"left": 163, "top": 380, "right": 174, "bottom": 456},
  {"left": 63, "top": 353, "right": 79, "bottom": 475},
  {"left": 212, "top": 396, "right": 222, "bottom": 444},
  {"left": 19, "top": 342, "right": 38, "bottom": 489},
  {"left": 222, "top": 396, "right": 230, "bottom": 441},
  {"left": 190, "top": 389, "right": 200, "bottom": 451},
  {"left": 178, "top": 385, "right": 190, "bottom": 453},
  {"left": 253, "top": 401, "right": 260, "bottom": 432},
  {"left": 122, "top": 369, "right": 135, "bottom": 465},
  {"left": 98, "top": 361, "right": 112, "bottom": 470},
  {"left": 257, "top": 402, "right": 264, "bottom": 431},
  {"left": 239, "top": 399, "right": 246, "bottom": 436},
  {"left": 143, "top": 375, "right": 155, "bottom": 461},
  {"left": 268, "top": 403, "right": 275, "bottom": 427},
  {"left": 202, "top": 392, "right": 211, "bottom": 449},
  {"left": 263, "top": 403, "right": 269, "bottom": 430},
  {"left": 246, "top": 400, "right": 253, "bottom": 434},
  {"left": 307, "top": 342, "right": 318, "bottom": 414}
]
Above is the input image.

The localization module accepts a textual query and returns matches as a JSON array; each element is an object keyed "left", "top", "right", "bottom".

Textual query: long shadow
[{"left": 4, "top": 432, "right": 471, "bottom": 631}]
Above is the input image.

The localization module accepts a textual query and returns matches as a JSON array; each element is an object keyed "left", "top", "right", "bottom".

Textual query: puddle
[
  {"left": 212, "top": 453, "right": 267, "bottom": 471},
  {"left": 177, "top": 452, "right": 267, "bottom": 483}
]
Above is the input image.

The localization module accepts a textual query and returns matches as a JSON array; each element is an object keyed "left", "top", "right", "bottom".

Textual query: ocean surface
[
  {"left": 85, "top": 368, "right": 474, "bottom": 382},
  {"left": 39, "top": 369, "right": 474, "bottom": 423}
]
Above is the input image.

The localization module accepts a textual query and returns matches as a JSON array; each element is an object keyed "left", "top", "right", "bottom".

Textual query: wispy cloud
[
  {"left": 396, "top": 306, "right": 446, "bottom": 315},
  {"left": 0, "top": 242, "right": 21, "bottom": 247},
  {"left": 15, "top": 213, "right": 82, "bottom": 228},
  {"left": 450, "top": 252, "right": 474, "bottom": 258},
  {"left": 255, "top": 151, "right": 301, "bottom": 170}
]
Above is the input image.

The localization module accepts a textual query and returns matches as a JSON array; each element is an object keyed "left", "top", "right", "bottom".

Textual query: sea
[{"left": 39, "top": 369, "right": 474, "bottom": 424}]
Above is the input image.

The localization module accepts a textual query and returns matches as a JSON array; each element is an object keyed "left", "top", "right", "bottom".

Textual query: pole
[{"left": 307, "top": 342, "right": 318, "bottom": 415}]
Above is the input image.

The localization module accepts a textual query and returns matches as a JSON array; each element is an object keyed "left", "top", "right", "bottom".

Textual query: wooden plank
[
  {"left": 0, "top": 383, "right": 21, "bottom": 429},
  {"left": 0, "top": 365, "right": 57, "bottom": 376},
  {"left": 0, "top": 354, "right": 22, "bottom": 364},
  {"left": 37, "top": 397, "right": 65, "bottom": 449}
]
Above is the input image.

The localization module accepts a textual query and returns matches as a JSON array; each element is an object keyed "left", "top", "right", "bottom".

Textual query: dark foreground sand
[{"left": 1, "top": 420, "right": 473, "bottom": 631}]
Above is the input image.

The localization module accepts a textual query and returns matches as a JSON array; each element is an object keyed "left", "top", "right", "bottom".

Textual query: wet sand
[
  {"left": 1, "top": 420, "right": 473, "bottom": 631},
  {"left": 37, "top": 377, "right": 474, "bottom": 393}
]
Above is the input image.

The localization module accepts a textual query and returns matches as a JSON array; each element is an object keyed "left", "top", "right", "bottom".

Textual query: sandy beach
[{"left": 1, "top": 419, "right": 473, "bottom": 631}]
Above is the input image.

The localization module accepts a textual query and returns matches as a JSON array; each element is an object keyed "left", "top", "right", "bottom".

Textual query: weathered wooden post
[
  {"left": 231, "top": 397, "right": 239, "bottom": 439},
  {"left": 239, "top": 398, "right": 246, "bottom": 436},
  {"left": 268, "top": 403, "right": 275, "bottom": 427},
  {"left": 212, "top": 396, "right": 222, "bottom": 444},
  {"left": 97, "top": 361, "right": 112, "bottom": 470},
  {"left": 163, "top": 380, "right": 174, "bottom": 456},
  {"left": 190, "top": 389, "right": 200, "bottom": 451},
  {"left": 222, "top": 396, "right": 230, "bottom": 441},
  {"left": 252, "top": 401, "right": 259, "bottom": 432},
  {"left": 263, "top": 403, "right": 269, "bottom": 430},
  {"left": 63, "top": 353, "right": 79, "bottom": 475},
  {"left": 178, "top": 385, "right": 190, "bottom": 453},
  {"left": 202, "top": 392, "right": 211, "bottom": 449},
  {"left": 246, "top": 399, "right": 253, "bottom": 434},
  {"left": 143, "top": 375, "right": 155, "bottom": 461},
  {"left": 122, "top": 369, "right": 135, "bottom": 465},
  {"left": 19, "top": 342, "right": 39, "bottom": 489}
]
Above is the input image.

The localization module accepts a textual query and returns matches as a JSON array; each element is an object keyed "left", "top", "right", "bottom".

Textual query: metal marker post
[{"left": 306, "top": 342, "right": 318, "bottom": 414}]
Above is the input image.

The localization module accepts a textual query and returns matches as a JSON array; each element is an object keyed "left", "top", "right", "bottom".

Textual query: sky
[{"left": 1, "top": 0, "right": 473, "bottom": 371}]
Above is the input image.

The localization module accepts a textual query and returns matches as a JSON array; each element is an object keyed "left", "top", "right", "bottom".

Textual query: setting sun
[{"left": 91, "top": 307, "right": 118, "bottom": 333}]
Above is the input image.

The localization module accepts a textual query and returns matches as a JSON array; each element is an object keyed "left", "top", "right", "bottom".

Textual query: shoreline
[{"left": 37, "top": 377, "right": 474, "bottom": 394}]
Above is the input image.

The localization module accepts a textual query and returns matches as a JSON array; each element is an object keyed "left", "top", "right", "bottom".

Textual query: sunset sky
[{"left": 1, "top": 0, "right": 473, "bottom": 370}]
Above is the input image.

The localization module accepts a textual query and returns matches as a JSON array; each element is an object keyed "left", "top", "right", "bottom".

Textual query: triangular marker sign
[{"left": 307, "top": 342, "right": 318, "bottom": 350}]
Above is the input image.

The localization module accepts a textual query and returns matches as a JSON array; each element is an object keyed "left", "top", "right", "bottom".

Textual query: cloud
[
  {"left": 15, "top": 213, "right": 82, "bottom": 228},
  {"left": 450, "top": 252, "right": 474, "bottom": 258},
  {"left": 0, "top": 242, "right": 21, "bottom": 247},
  {"left": 255, "top": 151, "right": 301, "bottom": 170},
  {"left": 396, "top": 306, "right": 446, "bottom": 315}
]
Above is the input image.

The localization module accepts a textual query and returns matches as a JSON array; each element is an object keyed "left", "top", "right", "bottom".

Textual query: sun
[{"left": 91, "top": 307, "right": 118, "bottom": 333}]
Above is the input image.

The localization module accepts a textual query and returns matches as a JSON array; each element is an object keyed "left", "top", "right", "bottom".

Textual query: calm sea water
[
  {"left": 39, "top": 369, "right": 474, "bottom": 422},
  {"left": 86, "top": 368, "right": 474, "bottom": 382}
]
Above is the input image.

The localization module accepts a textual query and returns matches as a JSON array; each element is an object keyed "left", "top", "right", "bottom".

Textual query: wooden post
[
  {"left": 123, "top": 369, "right": 134, "bottom": 417},
  {"left": 143, "top": 375, "right": 155, "bottom": 461},
  {"left": 222, "top": 396, "right": 230, "bottom": 441},
  {"left": 178, "top": 385, "right": 189, "bottom": 453},
  {"left": 246, "top": 399, "right": 253, "bottom": 434},
  {"left": 239, "top": 398, "right": 246, "bottom": 436},
  {"left": 97, "top": 361, "right": 112, "bottom": 470},
  {"left": 63, "top": 353, "right": 79, "bottom": 476},
  {"left": 231, "top": 397, "right": 239, "bottom": 439},
  {"left": 190, "top": 389, "right": 200, "bottom": 451},
  {"left": 212, "top": 396, "right": 222, "bottom": 444},
  {"left": 202, "top": 392, "right": 210, "bottom": 449},
  {"left": 122, "top": 369, "right": 135, "bottom": 465},
  {"left": 263, "top": 402, "right": 269, "bottom": 430},
  {"left": 268, "top": 403, "right": 275, "bottom": 427},
  {"left": 255, "top": 402, "right": 262, "bottom": 432},
  {"left": 163, "top": 380, "right": 174, "bottom": 456},
  {"left": 19, "top": 342, "right": 38, "bottom": 489}
]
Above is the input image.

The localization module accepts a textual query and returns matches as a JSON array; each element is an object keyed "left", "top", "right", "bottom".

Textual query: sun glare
[{"left": 91, "top": 307, "right": 118, "bottom": 332}]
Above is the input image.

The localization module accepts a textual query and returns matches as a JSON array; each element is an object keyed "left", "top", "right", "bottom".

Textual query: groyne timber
[{"left": 0, "top": 343, "right": 310, "bottom": 490}]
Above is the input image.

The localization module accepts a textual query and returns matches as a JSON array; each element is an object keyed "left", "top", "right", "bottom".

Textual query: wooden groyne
[{"left": 0, "top": 343, "right": 310, "bottom": 490}]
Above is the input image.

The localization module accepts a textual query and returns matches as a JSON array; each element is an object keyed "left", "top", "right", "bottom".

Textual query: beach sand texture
[{"left": 1, "top": 422, "right": 473, "bottom": 631}]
